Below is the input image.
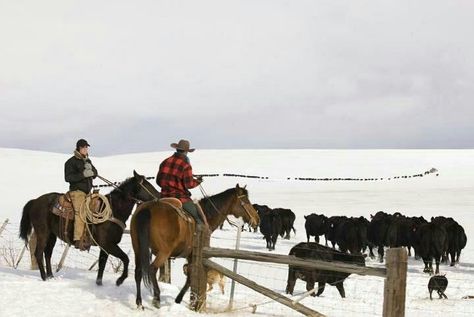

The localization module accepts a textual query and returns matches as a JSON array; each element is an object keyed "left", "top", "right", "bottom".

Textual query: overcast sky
[{"left": 1, "top": 0, "right": 473, "bottom": 156}]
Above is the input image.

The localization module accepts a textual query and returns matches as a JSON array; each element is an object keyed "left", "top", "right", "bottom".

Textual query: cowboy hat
[{"left": 171, "top": 139, "right": 195, "bottom": 152}]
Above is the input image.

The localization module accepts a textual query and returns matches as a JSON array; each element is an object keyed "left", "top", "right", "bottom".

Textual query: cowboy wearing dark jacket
[
  {"left": 156, "top": 139, "right": 203, "bottom": 224},
  {"left": 64, "top": 139, "right": 97, "bottom": 250}
]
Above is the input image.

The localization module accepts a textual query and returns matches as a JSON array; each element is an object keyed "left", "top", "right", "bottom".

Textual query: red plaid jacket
[{"left": 156, "top": 152, "right": 200, "bottom": 203}]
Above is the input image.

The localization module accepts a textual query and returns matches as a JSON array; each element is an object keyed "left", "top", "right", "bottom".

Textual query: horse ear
[
  {"left": 243, "top": 185, "right": 247, "bottom": 189},
  {"left": 133, "top": 170, "right": 140, "bottom": 178},
  {"left": 236, "top": 183, "right": 240, "bottom": 189}
]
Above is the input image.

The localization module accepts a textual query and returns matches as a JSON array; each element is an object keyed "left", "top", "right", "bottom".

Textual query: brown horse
[
  {"left": 19, "top": 171, "right": 160, "bottom": 285},
  {"left": 131, "top": 184, "right": 259, "bottom": 309}
]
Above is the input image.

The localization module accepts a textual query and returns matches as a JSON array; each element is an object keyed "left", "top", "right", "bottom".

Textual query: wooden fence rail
[
  {"left": 192, "top": 226, "right": 407, "bottom": 317},
  {"left": 203, "top": 247, "right": 387, "bottom": 277}
]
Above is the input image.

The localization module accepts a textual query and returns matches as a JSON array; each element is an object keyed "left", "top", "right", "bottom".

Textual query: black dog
[{"left": 428, "top": 275, "right": 448, "bottom": 300}]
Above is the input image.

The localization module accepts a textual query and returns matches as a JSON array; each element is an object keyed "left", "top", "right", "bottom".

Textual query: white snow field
[{"left": 1, "top": 148, "right": 473, "bottom": 316}]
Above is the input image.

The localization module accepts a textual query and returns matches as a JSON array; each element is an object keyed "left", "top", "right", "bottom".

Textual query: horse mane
[
  {"left": 110, "top": 177, "right": 136, "bottom": 197},
  {"left": 199, "top": 187, "right": 248, "bottom": 218}
]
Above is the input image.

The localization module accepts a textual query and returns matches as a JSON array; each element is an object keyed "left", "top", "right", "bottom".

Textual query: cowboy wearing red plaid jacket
[{"left": 156, "top": 139, "right": 204, "bottom": 224}]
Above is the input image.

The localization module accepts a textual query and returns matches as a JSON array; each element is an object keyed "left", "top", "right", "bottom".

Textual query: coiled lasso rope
[{"left": 79, "top": 194, "right": 112, "bottom": 225}]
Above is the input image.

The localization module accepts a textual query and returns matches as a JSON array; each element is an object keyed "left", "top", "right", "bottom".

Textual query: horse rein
[
  {"left": 199, "top": 184, "right": 256, "bottom": 226},
  {"left": 97, "top": 174, "right": 158, "bottom": 204}
]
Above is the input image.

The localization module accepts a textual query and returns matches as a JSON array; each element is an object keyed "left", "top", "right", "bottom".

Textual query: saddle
[
  {"left": 51, "top": 192, "right": 106, "bottom": 246},
  {"left": 52, "top": 192, "right": 104, "bottom": 219},
  {"left": 159, "top": 198, "right": 193, "bottom": 223},
  {"left": 51, "top": 193, "right": 74, "bottom": 220}
]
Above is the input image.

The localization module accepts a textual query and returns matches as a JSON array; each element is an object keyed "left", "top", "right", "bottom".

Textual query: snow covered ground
[{"left": 1, "top": 148, "right": 474, "bottom": 316}]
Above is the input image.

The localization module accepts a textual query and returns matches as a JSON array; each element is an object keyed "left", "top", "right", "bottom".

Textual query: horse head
[
  {"left": 130, "top": 170, "right": 161, "bottom": 202},
  {"left": 229, "top": 184, "right": 260, "bottom": 228},
  {"left": 113, "top": 171, "right": 160, "bottom": 204}
]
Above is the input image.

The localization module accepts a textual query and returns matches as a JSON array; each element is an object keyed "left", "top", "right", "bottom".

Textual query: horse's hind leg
[
  {"left": 44, "top": 233, "right": 57, "bottom": 279},
  {"left": 34, "top": 232, "right": 48, "bottom": 281},
  {"left": 134, "top": 253, "right": 144, "bottom": 309},
  {"left": 175, "top": 257, "right": 192, "bottom": 304},
  {"left": 149, "top": 253, "right": 170, "bottom": 308},
  {"left": 150, "top": 265, "right": 161, "bottom": 308}
]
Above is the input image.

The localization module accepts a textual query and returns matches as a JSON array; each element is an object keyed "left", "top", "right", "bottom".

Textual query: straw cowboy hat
[{"left": 171, "top": 139, "right": 195, "bottom": 152}]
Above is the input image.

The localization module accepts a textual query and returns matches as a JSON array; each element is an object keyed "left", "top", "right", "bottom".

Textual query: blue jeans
[{"left": 182, "top": 201, "right": 203, "bottom": 224}]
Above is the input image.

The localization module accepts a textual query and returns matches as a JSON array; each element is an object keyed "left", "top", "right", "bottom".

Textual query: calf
[
  {"left": 428, "top": 275, "right": 448, "bottom": 300},
  {"left": 183, "top": 264, "right": 226, "bottom": 294},
  {"left": 285, "top": 242, "right": 365, "bottom": 298}
]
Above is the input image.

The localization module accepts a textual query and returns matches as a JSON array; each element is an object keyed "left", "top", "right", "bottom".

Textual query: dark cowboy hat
[
  {"left": 170, "top": 139, "right": 195, "bottom": 152},
  {"left": 76, "top": 139, "right": 90, "bottom": 149}
]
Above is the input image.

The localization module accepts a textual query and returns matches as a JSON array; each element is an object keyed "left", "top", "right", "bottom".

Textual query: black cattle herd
[{"left": 243, "top": 204, "right": 467, "bottom": 300}]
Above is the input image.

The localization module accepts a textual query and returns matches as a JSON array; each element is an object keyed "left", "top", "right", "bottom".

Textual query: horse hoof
[
  {"left": 152, "top": 299, "right": 160, "bottom": 309},
  {"left": 96, "top": 279, "right": 103, "bottom": 286},
  {"left": 116, "top": 278, "right": 124, "bottom": 286},
  {"left": 137, "top": 304, "right": 144, "bottom": 310}
]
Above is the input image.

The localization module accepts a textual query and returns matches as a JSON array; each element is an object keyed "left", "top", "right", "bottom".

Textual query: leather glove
[
  {"left": 83, "top": 169, "right": 95, "bottom": 178},
  {"left": 195, "top": 176, "right": 203, "bottom": 184}
]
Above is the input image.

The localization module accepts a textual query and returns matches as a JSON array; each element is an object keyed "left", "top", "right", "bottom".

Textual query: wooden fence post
[
  {"left": 383, "top": 247, "right": 407, "bottom": 317},
  {"left": 56, "top": 244, "right": 70, "bottom": 272},
  {"left": 0, "top": 218, "right": 9, "bottom": 237},
  {"left": 228, "top": 222, "right": 243, "bottom": 311},
  {"left": 190, "top": 225, "right": 210, "bottom": 312}
]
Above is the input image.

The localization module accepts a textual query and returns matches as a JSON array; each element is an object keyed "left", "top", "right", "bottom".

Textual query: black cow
[
  {"left": 368, "top": 211, "right": 392, "bottom": 262},
  {"left": 457, "top": 225, "right": 467, "bottom": 263},
  {"left": 304, "top": 213, "right": 328, "bottom": 243},
  {"left": 335, "top": 217, "right": 370, "bottom": 255},
  {"left": 431, "top": 216, "right": 467, "bottom": 266},
  {"left": 414, "top": 222, "right": 448, "bottom": 274},
  {"left": 285, "top": 242, "right": 365, "bottom": 298},
  {"left": 386, "top": 214, "right": 427, "bottom": 257},
  {"left": 275, "top": 208, "right": 296, "bottom": 239},
  {"left": 325, "top": 216, "right": 348, "bottom": 248},
  {"left": 258, "top": 207, "right": 282, "bottom": 251}
]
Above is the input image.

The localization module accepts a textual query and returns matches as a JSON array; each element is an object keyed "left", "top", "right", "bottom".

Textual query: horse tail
[
  {"left": 135, "top": 208, "right": 153, "bottom": 290},
  {"left": 19, "top": 199, "right": 35, "bottom": 245}
]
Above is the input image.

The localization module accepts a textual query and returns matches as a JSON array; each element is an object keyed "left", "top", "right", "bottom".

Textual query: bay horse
[
  {"left": 131, "top": 184, "right": 260, "bottom": 309},
  {"left": 19, "top": 171, "right": 160, "bottom": 285}
]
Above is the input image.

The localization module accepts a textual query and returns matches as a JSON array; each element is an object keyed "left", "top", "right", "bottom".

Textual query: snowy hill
[{"left": 1, "top": 148, "right": 474, "bottom": 316}]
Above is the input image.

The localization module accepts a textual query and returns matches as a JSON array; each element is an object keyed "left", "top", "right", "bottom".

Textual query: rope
[{"left": 79, "top": 194, "right": 112, "bottom": 225}]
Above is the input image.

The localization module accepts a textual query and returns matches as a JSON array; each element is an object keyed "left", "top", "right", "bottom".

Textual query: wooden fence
[{"left": 190, "top": 226, "right": 407, "bottom": 317}]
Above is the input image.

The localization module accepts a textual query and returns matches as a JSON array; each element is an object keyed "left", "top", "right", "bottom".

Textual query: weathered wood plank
[
  {"left": 203, "top": 247, "right": 386, "bottom": 277},
  {"left": 204, "top": 259, "right": 325, "bottom": 317},
  {"left": 190, "top": 225, "right": 210, "bottom": 312},
  {"left": 383, "top": 248, "right": 407, "bottom": 317}
]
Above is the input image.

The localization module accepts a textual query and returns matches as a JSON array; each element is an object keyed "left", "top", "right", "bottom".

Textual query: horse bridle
[
  {"left": 237, "top": 194, "right": 258, "bottom": 226},
  {"left": 198, "top": 185, "right": 257, "bottom": 226}
]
